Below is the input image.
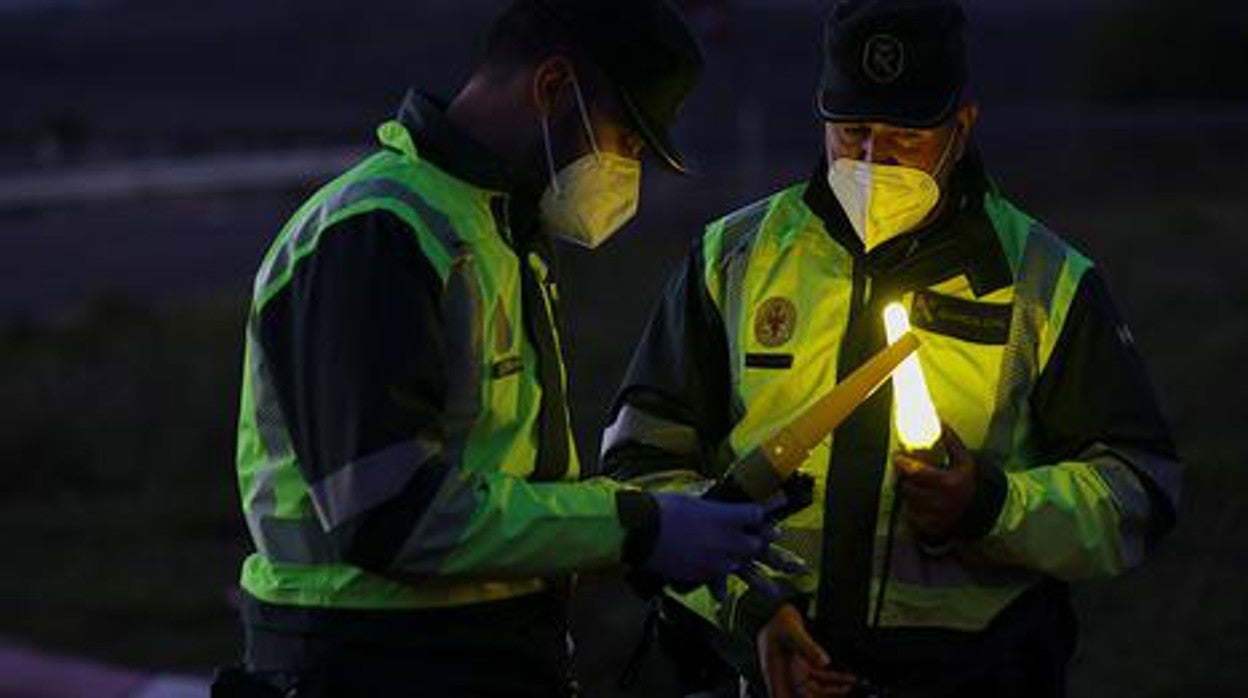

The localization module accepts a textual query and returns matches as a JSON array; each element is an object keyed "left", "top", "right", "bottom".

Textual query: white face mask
[
  {"left": 826, "top": 129, "right": 958, "bottom": 252},
  {"left": 538, "top": 77, "right": 642, "bottom": 249}
]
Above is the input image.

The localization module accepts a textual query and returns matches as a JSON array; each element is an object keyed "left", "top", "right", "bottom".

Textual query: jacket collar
[
  {"left": 802, "top": 149, "right": 1013, "bottom": 297},
  {"left": 395, "top": 89, "right": 517, "bottom": 193},
  {"left": 392, "top": 89, "right": 543, "bottom": 249}
]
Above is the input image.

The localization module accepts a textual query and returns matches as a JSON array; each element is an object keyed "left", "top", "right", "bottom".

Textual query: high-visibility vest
[
  {"left": 235, "top": 118, "right": 621, "bottom": 610},
  {"left": 677, "top": 181, "right": 1107, "bottom": 632}
]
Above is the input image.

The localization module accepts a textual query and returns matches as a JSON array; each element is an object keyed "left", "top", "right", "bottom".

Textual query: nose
[{"left": 862, "top": 131, "right": 899, "bottom": 166}]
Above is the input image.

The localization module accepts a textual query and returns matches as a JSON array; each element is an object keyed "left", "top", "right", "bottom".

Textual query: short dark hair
[{"left": 483, "top": 0, "right": 579, "bottom": 71}]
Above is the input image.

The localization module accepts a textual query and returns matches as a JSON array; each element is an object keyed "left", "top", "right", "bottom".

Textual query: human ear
[
  {"left": 530, "top": 55, "right": 575, "bottom": 119},
  {"left": 952, "top": 103, "right": 980, "bottom": 160}
]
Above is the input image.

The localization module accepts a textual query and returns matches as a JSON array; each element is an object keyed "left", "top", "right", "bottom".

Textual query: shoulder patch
[{"left": 755, "top": 297, "right": 798, "bottom": 348}]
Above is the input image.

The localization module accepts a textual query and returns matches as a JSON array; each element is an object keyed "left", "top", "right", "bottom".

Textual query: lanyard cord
[{"left": 871, "top": 477, "right": 904, "bottom": 630}]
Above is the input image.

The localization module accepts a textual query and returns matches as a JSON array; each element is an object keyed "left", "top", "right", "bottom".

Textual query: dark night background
[{"left": 1, "top": 0, "right": 1246, "bottom": 695}]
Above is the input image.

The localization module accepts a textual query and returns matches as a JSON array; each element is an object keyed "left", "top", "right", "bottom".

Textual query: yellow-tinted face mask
[
  {"left": 825, "top": 130, "right": 956, "bottom": 251},
  {"left": 538, "top": 76, "right": 641, "bottom": 250}
]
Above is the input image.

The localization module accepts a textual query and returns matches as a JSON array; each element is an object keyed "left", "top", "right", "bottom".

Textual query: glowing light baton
[
  {"left": 632, "top": 332, "right": 922, "bottom": 597},
  {"left": 707, "top": 330, "right": 922, "bottom": 502},
  {"left": 883, "top": 302, "right": 947, "bottom": 467}
]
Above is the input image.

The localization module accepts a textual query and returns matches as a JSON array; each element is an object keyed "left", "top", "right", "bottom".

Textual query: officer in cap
[
  {"left": 603, "top": 0, "right": 1181, "bottom": 695},
  {"left": 216, "top": 1, "right": 787, "bottom": 696}
]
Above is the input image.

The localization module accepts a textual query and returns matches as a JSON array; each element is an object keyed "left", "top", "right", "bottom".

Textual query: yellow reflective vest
[
  {"left": 603, "top": 156, "right": 1180, "bottom": 644},
  {"left": 237, "top": 96, "right": 638, "bottom": 612}
]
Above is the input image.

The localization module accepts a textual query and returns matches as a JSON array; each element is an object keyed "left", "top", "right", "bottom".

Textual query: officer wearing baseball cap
[
  {"left": 814, "top": 0, "right": 980, "bottom": 254},
  {"left": 533, "top": 0, "right": 703, "bottom": 173},
  {"left": 603, "top": 0, "right": 1180, "bottom": 695},
  {"left": 213, "top": 1, "right": 793, "bottom": 696}
]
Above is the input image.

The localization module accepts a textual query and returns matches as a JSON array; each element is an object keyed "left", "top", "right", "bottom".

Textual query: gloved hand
[
  {"left": 707, "top": 494, "right": 812, "bottom": 601},
  {"left": 641, "top": 493, "right": 769, "bottom": 584},
  {"left": 722, "top": 543, "right": 810, "bottom": 597}
]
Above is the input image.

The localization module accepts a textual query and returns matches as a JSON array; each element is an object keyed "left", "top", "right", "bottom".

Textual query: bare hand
[
  {"left": 893, "top": 425, "right": 978, "bottom": 541},
  {"left": 757, "top": 604, "right": 856, "bottom": 697}
]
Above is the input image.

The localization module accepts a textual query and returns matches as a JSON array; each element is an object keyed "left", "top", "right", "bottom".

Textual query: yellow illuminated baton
[
  {"left": 883, "top": 302, "right": 946, "bottom": 464},
  {"left": 708, "top": 330, "right": 922, "bottom": 503},
  {"left": 639, "top": 330, "right": 923, "bottom": 596}
]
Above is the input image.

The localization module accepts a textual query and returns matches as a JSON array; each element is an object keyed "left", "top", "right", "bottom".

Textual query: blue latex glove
[
  {"left": 642, "top": 493, "right": 769, "bottom": 584},
  {"left": 751, "top": 492, "right": 814, "bottom": 585},
  {"left": 709, "top": 538, "right": 812, "bottom": 602}
]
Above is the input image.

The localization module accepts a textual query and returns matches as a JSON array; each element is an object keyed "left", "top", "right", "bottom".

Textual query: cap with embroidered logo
[{"left": 817, "top": 0, "right": 967, "bottom": 128}]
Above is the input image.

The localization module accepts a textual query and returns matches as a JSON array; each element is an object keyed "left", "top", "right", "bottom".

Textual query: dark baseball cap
[
  {"left": 817, "top": 0, "right": 967, "bottom": 128},
  {"left": 533, "top": 0, "right": 704, "bottom": 173}
]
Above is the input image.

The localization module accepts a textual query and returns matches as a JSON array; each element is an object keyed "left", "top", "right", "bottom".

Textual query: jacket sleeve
[
  {"left": 256, "top": 209, "right": 651, "bottom": 580},
  {"left": 602, "top": 242, "right": 807, "bottom": 637},
  {"left": 970, "top": 270, "right": 1182, "bottom": 580},
  {"left": 601, "top": 241, "right": 737, "bottom": 480}
]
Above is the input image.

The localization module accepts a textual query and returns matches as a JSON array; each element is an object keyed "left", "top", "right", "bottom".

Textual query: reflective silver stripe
[
  {"left": 715, "top": 202, "right": 770, "bottom": 387},
  {"left": 441, "top": 256, "right": 484, "bottom": 434},
  {"left": 307, "top": 438, "right": 444, "bottom": 531},
  {"left": 885, "top": 537, "right": 1037, "bottom": 589},
  {"left": 256, "top": 240, "right": 294, "bottom": 302},
  {"left": 600, "top": 404, "right": 701, "bottom": 459},
  {"left": 243, "top": 463, "right": 279, "bottom": 550},
  {"left": 255, "top": 515, "right": 339, "bottom": 565},
  {"left": 242, "top": 461, "right": 339, "bottom": 565},
  {"left": 713, "top": 200, "right": 771, "bottom": 269},
  {"left": 1081, "top": 443, "right": 1157, "bottom": 567},
  {"left": 724, "top": 253, "right": 750, "bottom": 391},
  {"left": 391, "top": 470, "right": 482, "bottom": 574},
  {"left": 983, "top": 225, "right": 1067, "bottom": 465},
  {"left": 257, "top": 176, "right": 463, "bottom": 302},
  {"left": 247, "top": 327, "right": 294, "bottom": 461},
  {"left": 355, "top": 177, "right": 463, "bottom": 254},
  {"left": 1098, "top": 443, "right": 1182, "bottom": 515}
]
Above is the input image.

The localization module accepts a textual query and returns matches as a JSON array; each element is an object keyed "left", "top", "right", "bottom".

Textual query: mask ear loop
[
  {"left": 541, "top": 72, "right": 599, "bottom": 198},
  {"left": 569, "top": 75, "right": 602, "bottom": 161},
  {"left": 930, "top": 123, "right": 961, "bottom": 179},
  {"left": 540, "top": 111, "right": 562, "bottom": 197}
]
